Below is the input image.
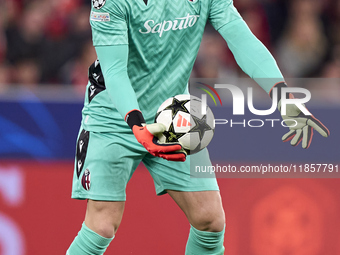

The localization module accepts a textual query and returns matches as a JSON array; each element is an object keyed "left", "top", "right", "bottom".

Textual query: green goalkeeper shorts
[{"left": 71, "top": 127, "right": 219, "bottom": 201}]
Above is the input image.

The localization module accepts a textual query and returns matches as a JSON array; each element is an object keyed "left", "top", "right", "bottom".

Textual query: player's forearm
[
  {"left": 95, "top": 45, "right": 141, "bottom": 119},
  {"left": 218, "top": 19, "right": 284, "bottom": 93}
]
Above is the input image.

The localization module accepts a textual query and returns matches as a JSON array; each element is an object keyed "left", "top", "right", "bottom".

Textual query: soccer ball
[
  {"left": 155, "top": 94, "right": 215, "bottom": 155},
  {"left": 92, "top": 0, "right": 106, "bottom": 9}
]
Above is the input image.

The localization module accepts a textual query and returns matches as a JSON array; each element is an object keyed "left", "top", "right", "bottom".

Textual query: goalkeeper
[{"left": 67, "top": 0, "right": 329, "bottom": 254}]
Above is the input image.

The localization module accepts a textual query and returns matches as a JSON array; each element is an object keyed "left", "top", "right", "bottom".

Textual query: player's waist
[{"left": 81, "top": 106, "right": 157, "bottom": 132}]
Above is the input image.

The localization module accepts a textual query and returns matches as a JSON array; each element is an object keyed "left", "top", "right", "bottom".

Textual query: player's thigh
[
  {"left": 143, "top": 148, "right": 219, "bottom": 195},
  {"left": 85, "top": 200, "right": 125, "bottom": 238},
  {"left": 143, "top": 148, "right": 224, "bottom": 231},
  {"left": 72, "top": 128, "right": 145, "bottom": 201},
  {"left": 167, "top": 190, "right": 225, "bottom": 232}
]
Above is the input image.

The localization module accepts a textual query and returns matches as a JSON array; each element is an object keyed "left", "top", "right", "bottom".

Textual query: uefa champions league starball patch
[
  {"left": 92, "top": 0, "right": 106, "bottom": 10},
  {"left": 81, "top": 169, "right": 91, "bottom": 191}
]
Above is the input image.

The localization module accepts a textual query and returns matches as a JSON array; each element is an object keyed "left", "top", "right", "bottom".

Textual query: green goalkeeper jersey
[{"left": 81, "top": 0, "right": 283, "bottom": 132}]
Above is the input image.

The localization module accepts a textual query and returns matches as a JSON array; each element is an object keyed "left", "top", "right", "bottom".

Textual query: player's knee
[
  {"left": 197, "top": 216, "right": 225, "bottom": 232},
  {"left": 85, "top": 200, "right": 124, "bottom": 238},
  {"left": 85, "top": 211, "right": 121, "bottom": 238},
  {"left": 92, "top": 221, "right": 118, "bottom": 238},
  {"left": 191, "top": 208, "right": 225, "bottom": 232}
]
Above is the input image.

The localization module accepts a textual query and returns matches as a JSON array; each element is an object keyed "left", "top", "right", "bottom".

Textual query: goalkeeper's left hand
[
  {"left": 125, "top": 109, "right": 186, "bottom": 161},
  {"left": 271, "top": 82, "right": 330, "bottom": 149}
]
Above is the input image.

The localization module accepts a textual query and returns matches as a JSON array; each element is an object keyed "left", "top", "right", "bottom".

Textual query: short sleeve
[
  {"left": 208, "top": 0, "right": 242, "bottom": 30},
  {"left": 90, "top": 0, "right": 128, "bottom": 46}
]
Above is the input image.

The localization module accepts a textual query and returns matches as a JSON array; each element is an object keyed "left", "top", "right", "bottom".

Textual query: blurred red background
[{"left": 1, "top": 161, "right": 340, "bottom": 255}]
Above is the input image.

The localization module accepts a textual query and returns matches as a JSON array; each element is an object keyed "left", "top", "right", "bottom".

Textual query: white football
[{"left": 155, "top": 94, "right": 215, "bottom": 155}]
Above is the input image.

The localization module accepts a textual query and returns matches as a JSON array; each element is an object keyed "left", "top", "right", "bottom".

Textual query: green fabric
[
  {"left": 208, "top": 0, "right": 242, "bottom": 30},
  {"left": 95, "top": 45, "right": 140, "bottom": 119},
  {"left": 90, "top": 1, "right": 128, "bottom": 46},
  {"left": 84, "top": 0, "right": 284, "bottom": 132},
  {"left": 72, "top": 126, "right": 219, "bottom": 201},
  {"left": 185, "top": 225, "right": 225, "bottom": 255},
  {"left": 218, "top": 19, "right": 284, "bottom": 93},
  {"left": 67, "top": 222, "right": 113, "bottom": 255},
  {"left": 84, "top": 0, "right": 245, "bottom": 132}
]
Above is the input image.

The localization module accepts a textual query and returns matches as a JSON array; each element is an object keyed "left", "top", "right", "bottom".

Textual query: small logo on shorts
[{"left": 81, "top": 169, "right": 91, "bottom": 191}]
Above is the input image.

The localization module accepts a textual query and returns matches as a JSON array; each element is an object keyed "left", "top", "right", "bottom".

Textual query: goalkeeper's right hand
[{"left": 126, "top": 110, "right": 186, "bottom": 162}]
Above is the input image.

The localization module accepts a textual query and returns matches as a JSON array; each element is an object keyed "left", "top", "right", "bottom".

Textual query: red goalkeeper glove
[{"left": 126, "top": 110, "right": 186, "bottom": 161}]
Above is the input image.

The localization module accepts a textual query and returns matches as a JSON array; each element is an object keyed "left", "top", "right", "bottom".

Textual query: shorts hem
[
  {"left": 156, "top": 185, "right": 220, "bottom": 196},
  {"left": 71, "top": 192, "right": 126, "bottom": 201}
]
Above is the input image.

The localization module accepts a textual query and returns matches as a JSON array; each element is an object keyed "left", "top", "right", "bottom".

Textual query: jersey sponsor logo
[
  {"left": 90, "top": 11, "right": 110, "bottom": 22},
  {"left": 139, "top": 13, "right": 200, "bottom": 37}
]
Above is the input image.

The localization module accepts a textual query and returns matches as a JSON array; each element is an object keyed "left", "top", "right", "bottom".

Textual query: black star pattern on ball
[
  {"left": 163, "top": 123, "right": 186, "bottom": 143},
  {"left": 189, "top": 115, "right": 212, "bottom": 140},
  {"left": 164, "top": 98, "right": 190, "bottom": 117}
]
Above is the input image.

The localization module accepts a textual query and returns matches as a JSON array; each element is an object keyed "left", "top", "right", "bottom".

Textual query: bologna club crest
[{"left": 81, "top": 169, "right": 91, "bottom": 191}]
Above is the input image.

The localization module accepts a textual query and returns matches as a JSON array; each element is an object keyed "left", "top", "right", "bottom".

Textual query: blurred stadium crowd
[{"left": 0, "top": 0, "right": 339, "bottom": 90}]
